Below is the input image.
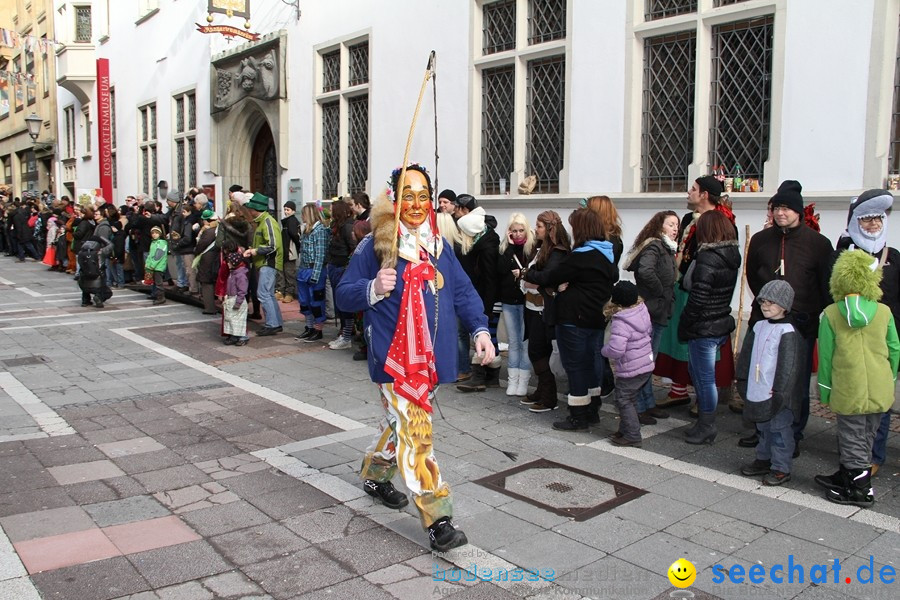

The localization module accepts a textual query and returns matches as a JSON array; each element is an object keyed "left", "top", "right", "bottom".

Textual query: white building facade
[{"left": 51, "top": 0, "right": 900, "bottom": 251}]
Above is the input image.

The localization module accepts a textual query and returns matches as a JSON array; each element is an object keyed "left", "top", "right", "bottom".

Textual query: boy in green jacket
[
  {"left": 145, "top": 226, "right": 168, "bottom": 305},
  {"left": 815, "top": 249, "right": 900, "bottom": 507}
]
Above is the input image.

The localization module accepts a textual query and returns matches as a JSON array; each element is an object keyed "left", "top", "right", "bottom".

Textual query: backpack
[{"left": 77, "top": 241, "right": 102, "bottom": 280}]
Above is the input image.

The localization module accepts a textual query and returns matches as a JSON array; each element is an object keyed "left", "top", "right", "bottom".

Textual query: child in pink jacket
[{"left": 602, "top": 281, "right": 655, "bottom": 447}]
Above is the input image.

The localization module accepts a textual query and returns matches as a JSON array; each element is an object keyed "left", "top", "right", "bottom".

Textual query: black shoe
[
  {"left": 428, "top": 517, "right": 468, "bottom": 552},
  {"left": 256, "top": 326, "right": 283, "bottom": 336},
  {"left": 201, "top": 310, "right": 217, "bottom": 315},
  {"left": 738, "top": 432, "right": 760, "bottom": 448},
  {"left": 740, "top": 459, "right": 772, "bottom": 477},
  {"left": 303, "top": 330, "right": 323, "bottom": 342},
  {"left": 223, "top": 336, "right": 238, "bottom": 345},
  {"left": 248, "top": 312, "right": 263, "bottom": 320},
  {"left": 295, "top": 327, "right": 314, "bottom": 340},
  {"left": 638, "top": 411, "right": 657, "bottom": 425},
  {"left": 353, "top": 348, "right": 368, "bottom": 361},
  {"left": 457, "top": 365, "right": 487, "bottom": 393},
  {"left": 234, "top": 339, "right": 248, "bottom": 346},
  {"left": 80, "top": 301, "right": 92, "bottom": 307},
  {"left": 826, "top": 468, "right": 874, "bottom": 508},
  {"left": 815, "top": 466, "right": 849, "bottom": 492},
  {"left": 793, "top": 441, "right": 801, "bottom": 459},
  {"left": 363, "top": 480, "right": 409, "bottom": 510},
  {"left": 552, "top": 411, "right": 588, "bottom": 432},
  {"left": 93, "top": 296, "right": 104, "bottom": 308}
]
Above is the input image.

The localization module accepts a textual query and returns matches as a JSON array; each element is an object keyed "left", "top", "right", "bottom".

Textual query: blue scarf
[{"left": 573, "top": 239, "right": 614, "bottom": 262}]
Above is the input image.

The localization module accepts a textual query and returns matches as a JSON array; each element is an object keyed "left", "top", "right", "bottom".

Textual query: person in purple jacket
[
  {"left": 335, "top": 164, "right": 493, "bottom": 552},
  {"left": 602, "top": 281, "right": 655, "bottom": 447}
]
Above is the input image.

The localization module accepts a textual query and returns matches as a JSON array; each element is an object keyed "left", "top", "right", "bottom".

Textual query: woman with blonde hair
[
  {"left": 498, "top": 213, "right": 536, "bottom": 396},
  {"left": 295, "top": 204, "right": 331, "bottom": 342}
]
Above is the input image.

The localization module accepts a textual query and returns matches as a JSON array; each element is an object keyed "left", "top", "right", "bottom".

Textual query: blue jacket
[{"left": 336, "top": 234, "right": 489, "bottom": 384}]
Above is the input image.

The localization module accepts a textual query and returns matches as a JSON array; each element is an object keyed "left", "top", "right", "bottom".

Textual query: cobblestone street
[{"left": 0, "top": 260, "right": 898, "bottom": 600}]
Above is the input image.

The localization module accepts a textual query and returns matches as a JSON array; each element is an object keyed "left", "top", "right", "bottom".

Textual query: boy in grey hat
[{"left": 735, "top": 280, "right": 805, "bottom": 486}]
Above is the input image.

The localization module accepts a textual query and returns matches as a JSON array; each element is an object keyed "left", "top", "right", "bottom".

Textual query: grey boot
[
  {"left": 685, "top": 412, "right": 717, "bottom": 444},
  {"left": 483, "top": 366, "right": 501, "bottom": 388}
]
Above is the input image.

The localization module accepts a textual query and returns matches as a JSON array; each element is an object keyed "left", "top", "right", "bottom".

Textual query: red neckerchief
[
  {"left": 384, "top": 248, "right": 439, "bottom": 411},
  {"left": 678, "top": 203, "right": 737, "bottom": 269}
]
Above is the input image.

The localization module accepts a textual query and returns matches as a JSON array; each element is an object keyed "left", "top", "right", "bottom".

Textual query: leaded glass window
[
  {"left": 142, "top": 148, "right": 149, "bottom": 194},
  {"left": 483, "top": 0, "right": 516, "bottom": 54},
  {"left": 645, "top": 0, "right": 696, "bottom": 21},
  {"left": 481, "top": 65, "right": 515, "bottom": 195},
  {"left": 321, "top": 101, "right": 340, "bottom": 197},
  {"left": 188, "top": 93, "right": 196, "bottom": 130},
  {"left": 75, "top": 6, "right": 92, "bottom": 42},
  {"left": 888, "top": 15, "right": 900, "bottom": 175},
  {"left": 322, "top": 50, "right": 340, "bottom": 93},
  {"left": 526, "top": 56, "right": 565, "bottom": 194},
  {"left": 528, "top": 0, "right": 566, "bottom": 45},
  {"left": 188, "top": 138, "right": 196, "bottom": 188},
  {"left": 175, "top": 97, "right": 184, "bottom": 134},
  {"left": 347, "top": 95, "right": 369, "bottom": 194},
  {"left": 708, "top": 16, "right": 774, "bottom": 185},
  {"left": 176, "top": 140, "right": 185, "bottom": 193},
  {"left": 642, "top": 31, "right": 696, "bottom": 192},
  {"left": 349, "top": 42, "right": 369, "bottom": 86},
  {"left": 714, "top": 0, "right": 749, "bottom": 7}
]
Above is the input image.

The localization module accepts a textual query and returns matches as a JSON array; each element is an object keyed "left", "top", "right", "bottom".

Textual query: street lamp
[{"left": 24, "top": 112, "right": 43, "bottom": 142}]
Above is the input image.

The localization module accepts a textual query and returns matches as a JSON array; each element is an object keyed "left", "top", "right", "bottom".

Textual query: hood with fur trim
[{"left": 830, "top": 249, "right": 883, "bottom": 303}]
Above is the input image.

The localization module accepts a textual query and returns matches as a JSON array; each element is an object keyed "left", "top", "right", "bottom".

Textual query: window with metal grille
[
  {"left": 175, "top": 97, "right": 184, "bottom": 133},
  {"left": 347, "top": 95, "right": 369, "bottom": 194},
  {"left": 526, "top": 56, "right": 565, "bottom": 193},
  {"left": 714, "top": 0, "right": 749, "bottom": 7},
  {"left": 64, "top": 106, "right": 75, "bottom": 158},
  {"left": 349, "top": 42, "right": 369, "bottom": 86},
  {"left": 642, "top": 31, "right": 696, "bottom": 192},
  {"left": 321, "top": 101, "right": 340, "bottom": 197},
  {"left": 645, "top": 0, "right": 696, "bottom": 21},
  {"left": 188, "top": 93, "right": 196, "bottom": 130},
  {"left": 888, "top": 15, "right": 900, "bottom": 175},
  {"left": 176, "top": 140, "right": 185, "bottom": 192},
  {"left": 483, "top": 0, "right": 516, "bottom": 54},
  {"left": 708, "top": 16, "right": 774, "bottom": 185},
  {"left": 139, "top": 103, "right": 157, "bottom": 195},
  {"left": 82, "top": 107, "right": 91, "bottom": 155},
  {"left": 188, "top": 138, "right": 196, "bottom": 188},
  {"left": 481, "top": 65, "right": 515, "bottom": 195},
  {"left": 75, "top": 6, "right": 92, "bottom": 42},
  {"left": 322, "top": 50, "right": 340, "bottom": 93},
  {"left": 528, "top": 0, "right": 566, "bottom": 45}
]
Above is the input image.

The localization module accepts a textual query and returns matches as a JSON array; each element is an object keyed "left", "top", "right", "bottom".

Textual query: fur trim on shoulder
[
  {"left": 603, "top": 296, "right": 645, "bottom": 319},
  {"left": 830, "top": 249, "right": 884, "bottom": 302},
  {"left": 622, "top": 238, "right": 656, "bottom": 271},
  {"left": 222, "top": 217, "right": 251, "bottom": 236},
  {"left": 697, "top": 239, "right": 739, "bottom": 252},
  {"left": 370, "top": 188, "right": 398, "bottom": 268}
]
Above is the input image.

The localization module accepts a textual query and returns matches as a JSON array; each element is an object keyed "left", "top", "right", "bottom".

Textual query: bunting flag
[
  {"left": 0, "top": 71, "right": 37, "bottom": 87},
  {"left": 0, "top": 27, "right": 60, "bottom": 52}
]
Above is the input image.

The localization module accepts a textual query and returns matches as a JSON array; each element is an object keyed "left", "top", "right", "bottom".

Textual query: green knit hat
[{"left": 245, "top": 193, "right": 269, "bottom": 212}]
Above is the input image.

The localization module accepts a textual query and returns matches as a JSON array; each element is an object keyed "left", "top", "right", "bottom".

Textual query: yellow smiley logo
[{"left": 668, "top": 558, "right": 697, "bottom": 588}]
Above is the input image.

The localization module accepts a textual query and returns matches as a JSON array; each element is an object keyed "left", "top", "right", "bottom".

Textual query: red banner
[
  {"left": 96, "top": 58, "right": 113, "bottom": 204},
  {"left": 195, "top": 24, "right": 259, "bottom": 41}
]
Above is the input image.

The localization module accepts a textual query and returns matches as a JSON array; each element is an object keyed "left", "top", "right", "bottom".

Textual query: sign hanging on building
[
  {"left": 196, "top": 24, "right": 259, "bottom": 41},
  {"left": 208, "top": 0, "right": 250, "bottom": 19},
  {"left": 96, "top": 58, "right": 113, "bottom": 203}
]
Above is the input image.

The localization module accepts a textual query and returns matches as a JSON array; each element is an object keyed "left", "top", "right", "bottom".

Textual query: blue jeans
[
  {"left": 556, "top": 325, "right": 601, "bottom": 397},
  {"left": 326, "top": 264, "right": 353, "bottom": 320},
  {"left": 17, "top": 240, "right": 39, "bottom": 261},
  {"left": 106, "top": 259, "right": 124, "bottom": 286},
  {"left": 257, "top": 266, "right": 283, "bottom": 328},
  {"left": 175, "top": 253, "right": 188, "bottom": 287},
  {"left": 636, "top": 323, "right": 666, "bottom": 412},
  {"left": 687, "top": 335, "right": 728, "bottom": 414},
  {"left": 791, "top": 334, "right": 817, "bottom": 442},
  {"left": 458, "top": 320, "right": 471, "bottom": 375},
  {"left": 592, "top": 330, "right": 607, "bottom": 394},
  {"left": 756, "top": 407, "right": 795, "bottom": 473},
  {"left": 296, "top": 268, "right": 327, "bottom": 325},
  {"left": 502, "top": 304, "right": 531, "bottom": 371},
  {"left": 871, "top": 411, "right": 891, "bottom": 465}
]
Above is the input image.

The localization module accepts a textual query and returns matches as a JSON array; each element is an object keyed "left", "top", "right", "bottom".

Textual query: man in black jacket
[
  {"left": 744, "top": 180, "right": 833, "bottom": 453},
  {"left": 12, "top": 202, "right": 41, "bottom": 261},
  {"left": 277, "top": 201, "right": 301, "bottom": 303}
]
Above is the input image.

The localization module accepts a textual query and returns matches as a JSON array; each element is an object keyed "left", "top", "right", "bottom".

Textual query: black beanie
[
  {"left": 696, "top": 176, "right": 724, "bottom": 199},
  {"left": 438, "top": 189, "right": 457, "bottom": 204},
  {"left": 611, "top": 281, "right": 639, "bottom": 307},
  {"left": 229, "top": 184, "right": 243, "bottom": 193},
  {"left": 770, "top": 180, "right": 804, "bottom": 215}
]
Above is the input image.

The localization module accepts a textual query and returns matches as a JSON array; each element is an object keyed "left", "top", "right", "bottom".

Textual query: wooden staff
[
  {"left": 388, "top": 51, "right": 436, "bottom": 269},
  {"left": 733, "top": 224, "right": 752, "bottom": 354}
]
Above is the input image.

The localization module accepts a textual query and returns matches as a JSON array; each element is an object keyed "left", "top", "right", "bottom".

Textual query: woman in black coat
[
  {"left": 678, "top": 210, "right": 741, "bottom": 444},
  {"left": 518, "top": 210, "right": 571, "bottom": 413},
  {"left": 194, "top": 212, "right": 220, "bottom": 314},
  {"left": 623, "top": 210, "right": 680, "bottom": 424}
]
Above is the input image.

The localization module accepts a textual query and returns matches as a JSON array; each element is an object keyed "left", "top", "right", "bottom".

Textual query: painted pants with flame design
[{"left": 360, "top": 383, "right": 453, "bottom": 530}]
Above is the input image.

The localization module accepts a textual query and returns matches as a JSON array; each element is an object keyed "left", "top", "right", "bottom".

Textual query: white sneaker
[{"left": 329, "top": 337, "right": 352, "bottom": 350}]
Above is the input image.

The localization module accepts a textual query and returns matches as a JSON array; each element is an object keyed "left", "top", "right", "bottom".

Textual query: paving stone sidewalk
[{"left": 1, "top": 259, "right": 899, "bottom": 600}]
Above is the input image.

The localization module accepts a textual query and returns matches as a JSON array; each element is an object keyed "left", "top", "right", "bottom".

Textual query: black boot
[
  {"left": 483, "top": 365, "right": 501, "bottom": 388},
  {"left": 428, "top": 517, "right": 468, "bottom": 552},
  {"left": 457, "top": 364, "right": 487, "bottom": 392},
  {"left": 552, "top": 398, "right": 589, "bottom": 431},
  {"left": 586, "top": 393, "right": 602, "bottom": 425},
  {"left": 815, "top": 465, "right": 850, "bottom": 492},
  {"left": 685, "top": 412, "right": 717, "bottom": 444},
  {"left": 826, "top": 467, "right": 874, "bottom": 508},
  {"left": 528, "top": 367, "right": 558, "bottom": 413},
  {"left": 522, "top": 357, "right": 550, "bottom": 405},
  {"left": 363, "top": 480, "right": 409, "bottom": 509}
]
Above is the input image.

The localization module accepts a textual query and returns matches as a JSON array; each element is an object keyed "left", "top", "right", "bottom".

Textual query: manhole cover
[
  {"left": 2, "top": 355, "right": 49, "bottom": 367},
  {"left": 474, "top": 459, "right": 646, "bottom": 521}
]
